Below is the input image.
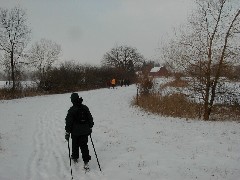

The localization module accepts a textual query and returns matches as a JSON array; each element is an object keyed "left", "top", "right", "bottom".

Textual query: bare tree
[
  {"left": 102, "top": 45, "right": 145, "bottom": 78},
  {"left": 0, "top": 6, "right": 31, "bottom": 91},
  {"left": 27, "top": 38, "right": 61, "bottom": 89},
  {"left": 162, "top": 0, "right": 240, "bottom": 120}
]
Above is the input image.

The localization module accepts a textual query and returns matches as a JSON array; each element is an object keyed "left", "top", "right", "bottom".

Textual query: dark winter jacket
[{"left": 65, "top": 101, "right": 94, "bottom": 136}]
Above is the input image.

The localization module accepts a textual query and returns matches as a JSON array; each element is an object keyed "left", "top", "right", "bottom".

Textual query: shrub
[
  {"left": 0, "top": 87, "right": 43, "bottom": 100},
  {"left": 160, "top": 78, "right": 188, "bottom": 89},
  {"left": 133, "top": 93, "right": 200, "bottom": 119}
]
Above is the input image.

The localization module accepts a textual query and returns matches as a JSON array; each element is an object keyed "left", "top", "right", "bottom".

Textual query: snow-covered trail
[
  {"left": 0, "top": 86, "right": 138, "bottom": 180},
  {"left": 0, "top": 85, "right": 240, "bottom": 180}
]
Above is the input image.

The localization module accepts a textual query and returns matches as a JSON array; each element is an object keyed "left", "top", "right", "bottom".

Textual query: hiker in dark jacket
[{"left": 65, "top": 93, "right": 94, "bottom": 169}]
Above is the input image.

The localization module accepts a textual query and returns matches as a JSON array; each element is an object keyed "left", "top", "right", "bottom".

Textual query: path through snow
[{"left": 0, "top": 85, "right": 240, "bottom": 180}]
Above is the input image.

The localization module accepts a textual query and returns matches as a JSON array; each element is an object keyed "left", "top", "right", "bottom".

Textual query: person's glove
[{"left": 65, "top": 132, "right": 70, "bottom": 141}]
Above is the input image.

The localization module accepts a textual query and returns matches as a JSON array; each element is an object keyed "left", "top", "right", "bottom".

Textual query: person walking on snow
[
  {"left": 65, "top": 93, "right": 94, "bottom": 170},
  {"left": 111, "top": 78, "right": 116, "bottom": 89}
]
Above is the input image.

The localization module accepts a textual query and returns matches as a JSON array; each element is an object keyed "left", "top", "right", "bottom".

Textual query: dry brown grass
[
  {"left": 210, "top": 104, "right": 240, "bottom": 121},
  {"left": 0, "top": 85, "right": 99, "bottom": 100},
  {"left": 160, "top": 79, "right": 189, "bottom": 89},
  {"left": 0, "top": 88, "right": 45, "bottom": 100},
  {"left": 134, "top": 75, "right": 240, "bottom": 121},
  {"left": 133, "top": 93, "right": 201, "bottom": 119},
  {"left": 133, "top": 92, "right": 240, "bottom": 121}
]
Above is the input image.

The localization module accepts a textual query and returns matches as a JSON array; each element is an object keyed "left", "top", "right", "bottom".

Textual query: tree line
[{"left": 0, "top": 6, "right": 146, "bottom": 94}]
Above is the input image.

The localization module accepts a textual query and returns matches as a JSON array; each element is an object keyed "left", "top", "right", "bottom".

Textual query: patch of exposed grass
[
  {"left": 160, "top": 78, "right": 188, "bottom": 89},
  {"left": 133, "top": 93, "right": 201, "bottom": 119},
  {"left": 133, "top": 93, "right": 240, "bottom": 121},
  {"left": 0, "top": 85, "right": 104, "bottom": 100},
  {"left": 211, "top": 104, "right": 240, "bottom": 121},
  {"left": 0, "top": 88, "right": 44, "bottom": 100}
]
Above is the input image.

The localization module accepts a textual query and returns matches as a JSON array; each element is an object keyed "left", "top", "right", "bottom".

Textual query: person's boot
[
  {"left": 71, "top": 155, "right": 78, "bottom": 163},
  {"left": 72, "top": 158, "right": 78, "bottom": 163},
  {"left": 84, "top": 161, "right": 90, "bottom": 172}
]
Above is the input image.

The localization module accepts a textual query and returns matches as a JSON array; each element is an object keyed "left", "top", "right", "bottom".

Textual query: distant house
[{"left": 149, "top": 66, "right": 169, "bottom": 77}]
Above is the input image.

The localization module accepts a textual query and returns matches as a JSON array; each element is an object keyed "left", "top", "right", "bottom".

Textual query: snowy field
[{"left": 0, "top": 85, "right": 240, "bottom": 180}]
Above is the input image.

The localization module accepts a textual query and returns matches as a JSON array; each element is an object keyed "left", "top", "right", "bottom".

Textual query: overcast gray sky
[{"left": 1, "top": 0, "right": 194, "bottom": 65}]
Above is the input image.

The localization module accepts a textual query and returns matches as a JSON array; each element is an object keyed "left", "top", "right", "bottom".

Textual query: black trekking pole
[
  {"left": 90, "top": 134, "right": 102, "bottom": 172},
  {"left": 67, "top": 140, "right": 74, "bottom": 179}
]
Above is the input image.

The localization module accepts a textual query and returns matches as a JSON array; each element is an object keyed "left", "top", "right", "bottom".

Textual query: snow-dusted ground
[{"left": 0, "top": 85, "right": 240, "bottom": 180}]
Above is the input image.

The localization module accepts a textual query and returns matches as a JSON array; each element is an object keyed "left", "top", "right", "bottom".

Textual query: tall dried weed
[{"left": 134, "top": 93, "right": 200, "bottom": 119}]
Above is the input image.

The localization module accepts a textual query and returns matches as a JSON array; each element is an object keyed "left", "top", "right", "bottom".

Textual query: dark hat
[
  {"left": 71, "top": 93, "right": 79, "bottom": 101},
  {"left": 70, "top": 93, "right": 83, "bottom": 104},
  {"left": 71, "top": 93, "right": 79, "bottom": 104}
]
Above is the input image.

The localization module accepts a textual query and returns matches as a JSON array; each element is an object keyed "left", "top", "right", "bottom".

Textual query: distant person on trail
[
  {"left": 126, "top": 79, "right": 130, "bottom": 86},
  {"left": 106, "top": 80, "right": 111, "bottom": 88},
  {"left": 123, "top": 79, "right": 127, "bottom": 86},
  {"left": 111, "top": 78, "right": 116, "bottom": 89},
  {"left": 65, "top": 93, "right": 94, "bottom": 170},
  {"left": 120, "top": 79, "right": 125, "bottom": 87}
]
